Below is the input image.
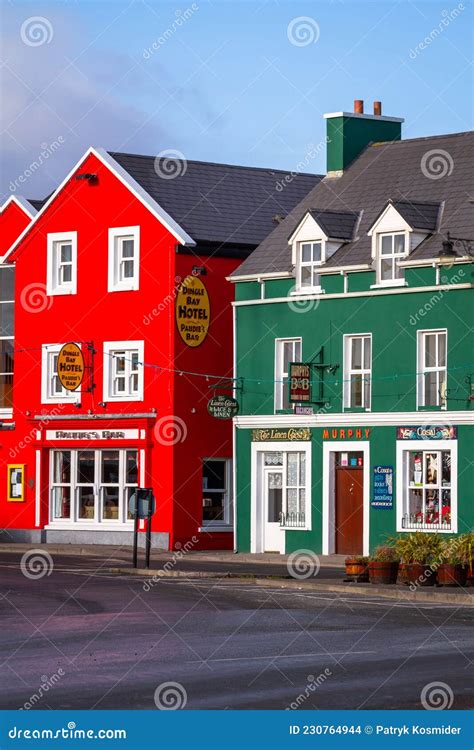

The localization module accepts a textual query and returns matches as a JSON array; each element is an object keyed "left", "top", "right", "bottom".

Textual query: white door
[{"left": 263, "top": 467, "right": 284, "bottom": 552}]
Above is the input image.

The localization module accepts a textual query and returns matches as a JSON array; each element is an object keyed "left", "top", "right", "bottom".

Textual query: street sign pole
[
  {"left": 145, "top": 502, "right": 153, "bottom": 569},
  {"left": 132, "top": 503, "right": 140, "bottom": 569}
]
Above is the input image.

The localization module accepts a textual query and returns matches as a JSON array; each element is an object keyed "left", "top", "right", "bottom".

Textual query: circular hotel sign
[
  {"left": 175, "top": 275, "right": 210, "bottom": 348},
  {"left": 57, "top": 343, "right": 85, "bottom": 391}
]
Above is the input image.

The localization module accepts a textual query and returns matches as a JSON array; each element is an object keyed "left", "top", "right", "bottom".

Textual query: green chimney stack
[{"left": 325, "top": 100, "right": 404, "bottom": 175}]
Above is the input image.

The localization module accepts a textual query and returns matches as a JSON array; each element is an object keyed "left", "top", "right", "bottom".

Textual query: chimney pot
[
  {"left": 354, "top": 99, "right": 364, "bottom": 114},
  {"left": 374, "top": 101, "right": 382, "bottom": 116}
]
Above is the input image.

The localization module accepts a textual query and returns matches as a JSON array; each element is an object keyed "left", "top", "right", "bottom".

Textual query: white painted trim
[
  {"left": 139, "top": 449, "right": 145, "bottom": 487},
  {"left": 46, "top": 231, "right": 77, "bottom": 296},
  {"left": 35, "top": 450, "right": 41, "bottom": 527},
  {"left": 234, "top": 411, "right": 472, "bottom": 428},
  {"left": 0, "top": 195, "right": 38, "bottom": 219},
  {"left": 274, "top": 337, "right": 302, "bottom": 412},
  {"left": 395, "top": 439, "right": 457, "bottom": 534},
  {"left": 342, "top": 333, "right": 372, "bottom": 411},
  {"left": 416, "top": 328, "right": 447, "bottom": 410},
  {"left": 45, "top": 523, "right": 134, "bottom": 531},
  {"left": 322, "top": 441, "right": 370, "bottom": 556},
  {"left": 3, "top": 147, "right": 195, "bottom": 262},
  {"left": 227, "top": 271, "right": 292, "bottom": 283},
  {"left": 103, "top": 340, "right": 145, "bottom": 402},
  {"left": 324, "top": 112, "right": 404, "bottom": 122},
  {"left": 108, "top": 225, "right": 140, "bottom": 292},
  {"left": 0, "top": 409, "right": 13, "bottom": 419},
  {"left": 399, "top": 257, "right": 472, "bottom": 268}
]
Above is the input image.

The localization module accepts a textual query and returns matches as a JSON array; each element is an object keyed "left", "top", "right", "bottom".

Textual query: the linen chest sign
[
  {"left": 397, "top": 425, "right": 457, "bottom": 440},
  {"left": 45, "top": 429, "right": 140, "bottom": 441},
  {"left": 371, "top": 465, "right": 393, "bottom": 509},
  {"left": 252, "top": 428, "right": 311, "bottom": 442}
]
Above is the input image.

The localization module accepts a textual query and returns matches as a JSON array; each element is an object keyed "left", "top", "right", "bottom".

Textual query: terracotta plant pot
[
  {"left": 397, "top": 563, "right": 409, "bottom": 585},
  {"left": 368, "top": 561, "right": 399, "bottom": 585},
  {"left": 437, "top": 564, "right": 467, "bottom": 587},
  {"left": 405, "top": 563, "right": 436, "bottom": 587},
  {"left": 344, "top": 559, "right": 369, "bottom": 582}
]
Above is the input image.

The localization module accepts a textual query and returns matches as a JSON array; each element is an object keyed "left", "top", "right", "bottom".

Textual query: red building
[{"left": 0, "top": 148, "right": 319, "bottom": 550}]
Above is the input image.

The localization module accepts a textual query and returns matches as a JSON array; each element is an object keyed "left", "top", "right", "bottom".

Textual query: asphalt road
[{"left": 0, "top": 552, "right": 472, "bottom": 711}]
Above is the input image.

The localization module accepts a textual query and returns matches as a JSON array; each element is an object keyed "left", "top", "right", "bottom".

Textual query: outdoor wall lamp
[
  {"left": 192, "top": 265, "right": 207, "bottom": 275},
  {"left": 75, "top": 173, "right": 98, "bottom": 183},
  {"left": 438, "top": 234, "right": 458, "bottom": 265}
]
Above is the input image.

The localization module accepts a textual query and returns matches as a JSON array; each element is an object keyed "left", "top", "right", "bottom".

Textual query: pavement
[{"left": 0, "top": 550, "right": 473, "bottom": 711}]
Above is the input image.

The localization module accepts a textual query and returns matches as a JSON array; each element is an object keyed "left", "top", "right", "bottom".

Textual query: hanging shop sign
[
  {"left": 397, "top": 425, "right": 457, "bottom": 441},
  {"left": 57, "top": 343, "right": 85, "bottom": 391},
  {"left": 371, "top": 465, "right": 393, "bottom": 509},
  {"left": 207, "top": 395, "right": 239, "bottom": 420},
  {"left": 252, "top": 427, "right": 311, "bottom": 442},
  {"left": 7, "top": 464, "right": 25, "bottom": 502},
  {"left": 289, "top": 363, "right": 311, "bottom": 403},
  {"left": 322, "top": 428, "right": 371, "bottom": 440},
  {"left": 175, "top": 275, "right": 210, "bottom": 348}
]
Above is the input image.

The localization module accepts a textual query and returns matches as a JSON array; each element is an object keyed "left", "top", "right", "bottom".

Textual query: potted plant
[
  {"left": 344, "top": 556, "right": 369, "bottom": 582},
  {"left": 368, "top": 545, "right": 399, "bottom": 584},
  {"left": 452, "top": 532, "right": 474, "bottom": 586},
  {"left": 437, "top": 540, "right": 468, "bottom": 587},
  {"left": 394, "top": 532, "right": 442, "bottom": 587}
]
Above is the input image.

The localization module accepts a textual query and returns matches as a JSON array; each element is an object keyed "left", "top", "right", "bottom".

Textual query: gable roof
[
  {"left": 307, "top": 209, "right": 360, "bottom": 240},
  {"left": 231, "top": 131, "right": 474, "bottom": 277},
  {"left": 0, "top": 195, "right": 38, "bottom": 219},
  {"left": 109, "top": 151, "right": 322, "bottom": 247},
  {"left": 390, "top": 200, "right": 441, "bottom": 231}
]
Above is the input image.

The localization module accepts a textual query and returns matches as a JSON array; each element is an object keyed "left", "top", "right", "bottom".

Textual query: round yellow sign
[
  {"left": 175, "top": 275, "right": 210, "bottom": 347},
  {"left": 57, "top": 343, "right": 85, "bottom": 391}
]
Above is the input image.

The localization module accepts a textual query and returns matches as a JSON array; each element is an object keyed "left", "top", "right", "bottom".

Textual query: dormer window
[
  {"left": 298, "top": 241, "right": 323, "bottom": 290},
  {"left": 377, "top": 232, "right": 406, "bottom": 284}
]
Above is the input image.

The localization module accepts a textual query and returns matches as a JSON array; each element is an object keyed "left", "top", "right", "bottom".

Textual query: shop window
[
  {"left": 264, "top": 450, "right": 309, "bottom": 529},
  {"left": 0, "top": 266, "right": 14, "bottom": 411},
  {"left": 41, "top": 344, "right": 81, "bottom": 404},
  {"left": 376, "top": 232, "right": 406, "bottom": 284},
  {"left": 202, "top": 458, "right": 232, "bottom": 526},
  {"left": 103, "top": 341, "right": 144, "bottom": 402},
  {"left": 343, "top": 334, "right": 371, "bottom": 410},
  {"left": 275, "top": 338, "right": 302, "bottom": 411},
  {"left": 398, "top": 445, "right": 456, "bottom": 532},
  {"left": 108, "top": 226, "right": 140, "bottom": 292},
  {"left": 417, "top": 330, "right": 447, "bottom": 408},
  {"left": 47, "top": 232, "right": 77, "bottom": 295},
  {"left": 297, "top": 241, "right": 323, "bottom": 291}
]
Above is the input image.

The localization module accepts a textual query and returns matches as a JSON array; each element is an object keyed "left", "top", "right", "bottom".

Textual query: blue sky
[{"left": 1, "top": 0, "right": 472, "bottom": 199}]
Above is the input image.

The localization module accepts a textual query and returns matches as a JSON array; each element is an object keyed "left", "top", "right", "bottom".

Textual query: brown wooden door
[{"left": 335, "top": 467, "right": 363, "bottom": 555}]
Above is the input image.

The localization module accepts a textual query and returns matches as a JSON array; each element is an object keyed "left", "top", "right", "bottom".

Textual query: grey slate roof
[
  {"left": 231, "top": 131, "right": 474, "bottom": 276},
  {"left": 307, "top": 209, "right": 359, "bottom": 240},
  {"left": 108, "top": 152, "right": 321, "bottom": 247},
  {"left": 28, "top": 199, "right": 47, "bottom": 212},
  {"left": 390, "top": 200, "right": 441, "bottom": 231}
]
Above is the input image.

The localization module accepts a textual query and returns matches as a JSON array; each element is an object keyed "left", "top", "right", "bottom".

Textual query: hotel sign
[
  {"left": 57, "top": 343, "right": 85, "bottom": 391},
  {"left": 397, "top": 425, "right": 457, "bottom": 440},
  {"left": 45, "top": 429, "right": 140, "bottom": 441},
  {"left": 289, "top": 363, "right": 311, "bottom": 403},
  {"left": 252, "top": 428, "right": 311, "bottom": 442},
  {"left": 176, "top": 275, "right": 210, "bottom": 348}
]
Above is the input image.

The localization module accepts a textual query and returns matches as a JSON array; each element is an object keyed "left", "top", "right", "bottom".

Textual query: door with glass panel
[{"left": 263, "top": 467, "right": 283, "bottom": 551}]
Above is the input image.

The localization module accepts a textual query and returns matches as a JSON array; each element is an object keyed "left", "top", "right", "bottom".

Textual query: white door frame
[
  {"left": 263, "top": 466, "right": 284, "bottom": 553},
  {"left": 322, "top": 441, "right": 370, "bottom": 556}
]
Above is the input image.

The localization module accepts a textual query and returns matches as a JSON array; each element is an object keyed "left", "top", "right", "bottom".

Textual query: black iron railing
[
  {"left": 401, "top": 514, "right": 452, "bottom": 531},
  {"left": 280, "top": 511, "right": 306, "bottom": 528}
]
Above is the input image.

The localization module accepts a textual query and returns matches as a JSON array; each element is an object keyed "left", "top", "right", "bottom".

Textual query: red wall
[{"left": 0, "top": 200, "right": 33, "bottom": 256}]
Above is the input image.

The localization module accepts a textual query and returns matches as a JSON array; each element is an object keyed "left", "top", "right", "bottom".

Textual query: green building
[{"left": 230, "top": 105, "right": 473, "bottom": 555}]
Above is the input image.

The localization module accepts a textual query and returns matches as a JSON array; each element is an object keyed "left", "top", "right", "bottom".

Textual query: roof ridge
[{"left": 370, "top": 130, "right": 473, "bottom": 147}]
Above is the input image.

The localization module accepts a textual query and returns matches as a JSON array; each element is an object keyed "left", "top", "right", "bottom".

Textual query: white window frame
[
  {"left": 41, "top": 343, "right": 81, "bottom": 404},
  {"left": 0, "top": 264, "right": 14, "bottom": 416},
  {"left": 343, "top": 334, "right": 372, "bottom": 410},
  {"left": 297, "top": 240, "right": 323, "bottom": 292},
  {"left": 108, "top": 226, "right": 140, "bottom": 292},
  {"left": 417, "top": 329, "right": 447, "bottom": 409},
  {"left": 103, "top": 340, "right": 144, "bottom": 402},
  {"left": 46, "top": 232, "right": 77, "bottom": 296},
  {"left": 201, "top": 457, "right": 233, "bottom": 529},
  {"left": 396, "top": 439, "right": 457, "bottom": 533},
  {"left": 274, "top": 337, "right": 302, "bottom": 412},
  {"left": 376, "top": 231, "right": 407, "bottom": 286}
]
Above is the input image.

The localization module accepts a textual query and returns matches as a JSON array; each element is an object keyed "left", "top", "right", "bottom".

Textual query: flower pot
[
  {"left": 344, "top": 559, "right": 369, "bottom": 582},
  {"left": 368, "top": 561, "right": 399, "bottom": 585},
  {"left": 397, "top": 563, "right": 409, "bottom": 585},
  {"left": 437, "top": 564, "right": 467, "bottom": 587},
  {"left": 405, "top": 563, "right": 436, "bottom": 587}
]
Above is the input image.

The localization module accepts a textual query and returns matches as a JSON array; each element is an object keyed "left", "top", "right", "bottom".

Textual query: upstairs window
[
  {"left": 344, "top": 334, "right": 372, "bottom": 410},
  {"left": 108, "top": 226, "right": 140, "bottom": 292},
  {"left": 41, "top": 344, "right": 81, "bottom": 403},
  {"left": 298, "top": 241, "right": 323, "bottom": 291},
  {"left": 377, "top": 232, "right": 406, "bottom": 284},
  {"left": 0, "top": 265, "right": 14, "bottom": 410},
  {"left": 417, "top": 329, "right": 447, "bottom": 408},
  {"left": 275, "top": 338, "right": 301, "bottom": 411},
  {"left": 103, "top": 341, "right": 144, "bottom": 402},
  {"left": 47, "top": 233, "right": 77, "bottom": 295}
]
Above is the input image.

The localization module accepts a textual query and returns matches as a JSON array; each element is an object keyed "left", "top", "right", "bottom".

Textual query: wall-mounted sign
[
  {"left": 0, "top": 422, "right": 15, "bottom": 431},
  {"left": 7, "top": 464, "right": 25, "bottom": 502},
  {"left": 176, "top": 275, "right": 210, "bottom": 348},
  {"left": 295, "top": 405, "right": 314, "bottom": 415},
  {"left": 45, "top": 429, "right": 140, "bottom": 441},
  {"left": 289, "top": 363, "right": 311, "bottom": 403},
  {"left": 57, "top": 343, "right": 85, "bottom": 391},
  {"left": 252, "top": 427, "right": 311, "bottom": 442},
  {"left": 322, "top": 428, "right": 371, "bottom": 440},
  {"left": 397, "top": 425, "right": 457, "bottom": 441},
  {"left": 371, "top": 465, "right": 393, "bottom": 509},
  {"left": 207, "top": 395, "right": 239, "bottom": 420}
]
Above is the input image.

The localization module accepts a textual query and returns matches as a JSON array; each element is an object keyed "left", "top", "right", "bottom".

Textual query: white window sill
[
  {"left": 45, "top": 522, "right": 134, "bottom": 530},
  {"left": 370, "top": 280, "right": 407, "bottom": 289},
  {"left": 291, "top": 287, "right": 323, "bottom": 295},
  {"left": 42, "top": 397, "right": 80, "bottom": 405},
  {"left": 104, "top": 395, "right": 144, "bottom": 403},
  {"left": 0, "top": 409, "right": 13, "bottom": 419},
  {"left": 199, "top": 526, "right": 233, "bottom": 533},
  {"left": 46, "top": 287, "right": 76, "bottom": 296},
  {"left": 281, "top": 526, "right": 312, "bottom": 532},
  {"left": 396, "top": 526, "right": 456, "bottom": 535},
  {"left": 108, "top": 285, "right": 139, "bottom": 293}
]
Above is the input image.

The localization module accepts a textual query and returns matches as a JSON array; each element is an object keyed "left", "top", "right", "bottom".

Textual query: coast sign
[
  {"left": 176, "top": 275, "right": 210, "bottom": 348},
  {"left": 57, "top": 343, "right": 85, "bottom": 391}
]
